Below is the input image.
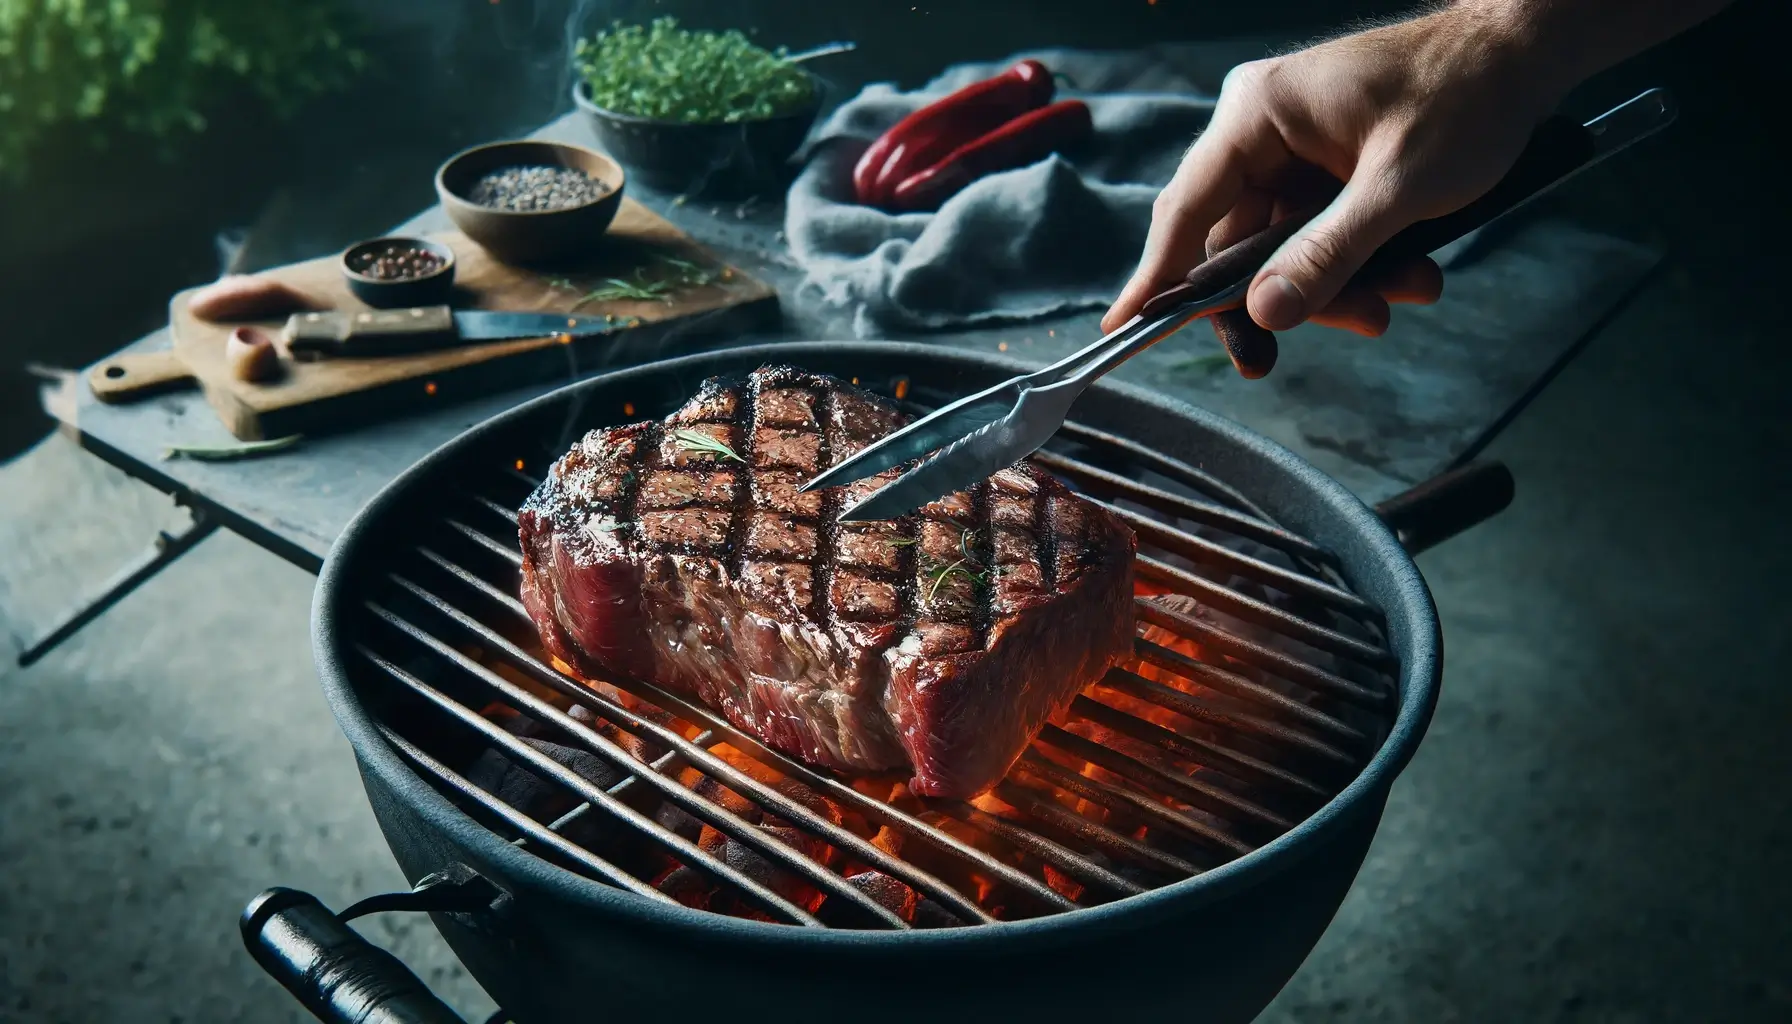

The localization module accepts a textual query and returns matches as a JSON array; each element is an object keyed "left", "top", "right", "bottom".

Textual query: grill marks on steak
[{"left": 518, "top": 366, "right": 1136, "bottom": 798}]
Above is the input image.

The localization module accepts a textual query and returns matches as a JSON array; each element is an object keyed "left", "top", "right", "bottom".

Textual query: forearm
[{"left": 1450, "top": 0, "right": 1735, "bottom": 103}]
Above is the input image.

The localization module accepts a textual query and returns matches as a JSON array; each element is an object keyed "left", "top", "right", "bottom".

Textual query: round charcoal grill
[{"left": 245, "top": 343, "right": 1513, "bottom": 1024}]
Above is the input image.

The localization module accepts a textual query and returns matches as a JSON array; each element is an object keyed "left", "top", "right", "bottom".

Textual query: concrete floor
[{"left": 2, "top": 1, "right": 1788, "bottom": 1021}]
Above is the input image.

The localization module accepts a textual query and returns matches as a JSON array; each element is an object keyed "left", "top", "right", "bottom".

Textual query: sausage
[
  {"left": 852, "top": 59, "right": 1053, "bottom": 207},
  {"left": 886, "top": 99, "right": 1093, "bottom": 212},
  {"left": 187, "top": 274, "right": 317, "bottom": 322}
]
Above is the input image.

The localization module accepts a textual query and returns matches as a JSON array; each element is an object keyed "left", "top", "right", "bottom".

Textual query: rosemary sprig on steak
[{"left": 670, "top": 427, "right": 745, "bottom": 463}]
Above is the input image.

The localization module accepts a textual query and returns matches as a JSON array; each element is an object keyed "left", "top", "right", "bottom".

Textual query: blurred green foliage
[{"left": 0, "top": 0, "right": 363, "bottom": 181}]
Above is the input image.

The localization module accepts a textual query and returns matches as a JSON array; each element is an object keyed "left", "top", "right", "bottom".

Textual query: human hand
[{"left": 1103, "top": 6, "right": 1565, "bottom": 336}]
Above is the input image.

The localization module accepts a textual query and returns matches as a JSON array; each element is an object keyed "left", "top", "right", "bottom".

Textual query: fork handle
[{"left": 1136, "top": 112, "right": 1596, "bottom": 340}]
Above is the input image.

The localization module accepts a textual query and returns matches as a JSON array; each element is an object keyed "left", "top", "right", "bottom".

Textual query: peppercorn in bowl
[
  {"left": 571, "top": 17, "right": 821, "bottom": 198},
  {"left": 339, "top": 236, "right": 457, "bottom": 308},
  {"left": 435, "top": 140, "right": 625, "bottom": 267}
]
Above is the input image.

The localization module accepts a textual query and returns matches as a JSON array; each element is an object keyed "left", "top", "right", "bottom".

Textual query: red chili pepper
[
  {"left": 852, "top": 59, "right": 1054, "bottom": 208},
  {"left": 887, "top": 99, "right": 1094, "bottom": 213}
]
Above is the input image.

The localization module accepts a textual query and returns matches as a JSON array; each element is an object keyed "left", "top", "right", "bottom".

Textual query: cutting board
[{"left": 87, "top": 197, "right": 779, "bottom": 440}]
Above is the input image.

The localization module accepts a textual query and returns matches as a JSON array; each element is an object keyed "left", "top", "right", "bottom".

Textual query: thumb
[{"left": 1247, "top": 158, "right": 1416, "bottom": 332}]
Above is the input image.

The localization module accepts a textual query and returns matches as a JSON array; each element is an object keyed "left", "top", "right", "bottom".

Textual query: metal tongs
[{"left": 804, "top": 88, "right": 1678, "bottom": 522}]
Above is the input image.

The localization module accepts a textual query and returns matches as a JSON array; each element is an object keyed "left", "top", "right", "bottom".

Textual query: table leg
[{"left": 14, "top": 508, "right": 220, "bottom": 668}]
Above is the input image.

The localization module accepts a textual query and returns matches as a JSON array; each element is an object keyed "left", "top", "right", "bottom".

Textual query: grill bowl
[{"left": 312, "top": 342, "right": 1441, "bottom": 1023}]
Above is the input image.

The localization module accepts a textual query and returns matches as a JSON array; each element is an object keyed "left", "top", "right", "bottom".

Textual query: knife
[
  {"left": 282, "top": 306, "right": 618, "bottom": 359},
  {"left": 808, "top": 87, "right": 1679, "bottom": 523}
]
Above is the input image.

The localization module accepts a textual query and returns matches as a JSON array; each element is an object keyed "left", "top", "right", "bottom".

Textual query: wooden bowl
[
  {"left": 572, "top": 79, "right": 819, "bottom": 199},
  {"left": 434, "top": 140, "right": 625, "bottom": 267},
  {"left": 339, "top": 236, "right": 456, "bottom": 308}
]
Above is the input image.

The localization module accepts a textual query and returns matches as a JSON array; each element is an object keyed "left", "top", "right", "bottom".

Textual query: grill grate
[{"left": 341, "top": 397, "right": 1398, "bottom": 930}]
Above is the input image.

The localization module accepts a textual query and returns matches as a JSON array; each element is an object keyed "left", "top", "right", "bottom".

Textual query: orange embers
[{"left": 475, "top": 584, "right": 1260, "bottom": 925}]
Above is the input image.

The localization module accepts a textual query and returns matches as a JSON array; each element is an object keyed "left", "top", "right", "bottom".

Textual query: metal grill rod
[
  {"left": 434, "top": 508, "right": 1358, "bottom": 885},
  {"left": 1098, "top": 498, "right": 1380, "bottom": 622},
  {"left": 368, "top": 600, "right": 925, "bottom": 929},
  {"left": 1133, "top": 638, "right": 1366, "bottom": 745},
  {"left": 375, "top": 725, "right": 682, "bottom": 907},
  {"left": 1133, "top": 596, "right": 1384, "bottom": 709},
  {"left": 1029, "top": 449, "right": 1334, "bottom": 568},
  {"left": 1098, "top": 668, "right": 1354, "bottom": 766},
  {"left": 1070, "top": 691, "right": 1332, "bottom": 799},
  {"left": 358, "top": 643, "right": 827, "bottom": 927},
  {"left": 935, "top": 800, "right": 1144, "bottom": 900},
  {"left": 1136, "top": 555, "right": 1393, "bottom": 668},
  {"left": 992, "top": 779, "right": 1203, "bottom": 880},
  {"left": 391, "top": 567, "right": 1036, "bottom": 921},
  {"left": 1037, "top": 725, "right": 1292, "bottom": 832},
  {"left": 421, "top": 536, "right": 1341, "bottom": 894},
  {"left": 1015, "top": 751, "right": 1254, "bottom": 858}
]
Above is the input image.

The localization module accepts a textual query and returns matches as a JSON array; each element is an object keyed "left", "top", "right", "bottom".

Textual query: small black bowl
[
  {"left": 340, "top": 237, "right": 456, "bottom": 309},
  {"left": 571, "top": 78, "right": 820, "bottom": 199}
]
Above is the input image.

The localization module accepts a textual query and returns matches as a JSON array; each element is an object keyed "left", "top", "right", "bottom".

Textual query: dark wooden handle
[
  {"left": 1374, "top": 460, "right": 1515, "bottom": 555},
  {"left": 1138, "top": 112, "right": 1596, "bottom": 359},
  {"left": 241, "top": 887, "right": 468, "bottom": 1024},
  {"left": 1205, "top": 236, "right": 1279, "bottom": 379},
  {"left": 284, "top": 306, "right": 458, "bottom": 357}
]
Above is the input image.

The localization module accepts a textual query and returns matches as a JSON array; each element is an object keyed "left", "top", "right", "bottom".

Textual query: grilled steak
[{"left": 518, "top": 366, "right": 1136, "bottom": 798}]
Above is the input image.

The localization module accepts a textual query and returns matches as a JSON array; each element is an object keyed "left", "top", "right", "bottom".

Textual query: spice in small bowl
[
  {"left": 467, "top": 165, "right": 611, "bottom": 212},
  {"left": 349, "top": 241, "right": 449, "bottom": 280},
  {"left": 435, "top": 141, "right": 626, "bottom": 266},
  {"left": 339, "top": 236, "right": 456, "bottom": 308}
]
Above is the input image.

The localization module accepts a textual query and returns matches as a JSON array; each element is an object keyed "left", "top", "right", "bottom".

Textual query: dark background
[
  {"left": 0, "top": 2, "right": 1785, "bottom": 1021},
  {"left": 3, "top": 0, "right": 1776, "bottom": 461}
]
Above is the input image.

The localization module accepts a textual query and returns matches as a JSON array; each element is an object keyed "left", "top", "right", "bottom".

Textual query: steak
[{"left": 517, "top": 366, "right": 1136, "bottom": 799}]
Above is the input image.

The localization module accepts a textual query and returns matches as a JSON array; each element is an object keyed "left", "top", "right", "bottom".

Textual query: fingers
[
  {"left": 1308, "top": 287, "right": 1391, "bottom": 336},
  {"left": 1362, "top": 255, "right": 1443, "bottom": 305},
  {"left": 1246, "top": 149, "right": 1419, "bottom": 332},
  {"left": 1102, "top": 137, "right": 1250, "bottom": 332},
  {"left": 1206, "top": 187, "right": 1274, "bottom": 256}
]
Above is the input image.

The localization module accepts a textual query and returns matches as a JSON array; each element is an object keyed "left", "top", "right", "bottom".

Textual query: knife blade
[{"left": 283, "top": 306, "right": 618, "bottom": 359}]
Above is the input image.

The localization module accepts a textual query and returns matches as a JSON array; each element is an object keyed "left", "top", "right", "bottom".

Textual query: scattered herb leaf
[
  {"left": 671, "top": 428, "right": 745, "bottom": 463},
  {"left": 922, "top": 557, "right": 987, "bottom": 604},
  {"left": 1170, "top": 352, "right": 1235, "bottom": 376},
  {"left": 553, "top": 256, "right": 722, "bottom": 308},
  {"left": 161, "top": 435, "right": 303, "bottom": 462}
]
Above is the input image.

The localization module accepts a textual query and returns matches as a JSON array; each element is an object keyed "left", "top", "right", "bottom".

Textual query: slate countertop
[{"left": 51, "top": 110, "right": 1659, "bottom": 572}]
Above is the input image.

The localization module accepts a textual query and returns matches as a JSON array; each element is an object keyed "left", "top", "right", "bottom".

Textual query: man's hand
[
  {"left": 1106, "top": 0, "right": 1736, "bottom": 338},
  {"left": 1103, "top": 5, "right": 1579, "bottom": 337}
]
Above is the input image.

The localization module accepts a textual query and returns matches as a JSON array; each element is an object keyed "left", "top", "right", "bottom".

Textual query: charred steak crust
[{"left": 518, "top": 366, "right": 1136, "bottom": 798}]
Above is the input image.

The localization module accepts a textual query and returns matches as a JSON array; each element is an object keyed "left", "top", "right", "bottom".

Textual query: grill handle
[
  {"left": 1373, "top": 460, "right": 1515, "bottom": 556},
  {"left": 242, "top": 886, "right": 469, "bottom": 1024}
]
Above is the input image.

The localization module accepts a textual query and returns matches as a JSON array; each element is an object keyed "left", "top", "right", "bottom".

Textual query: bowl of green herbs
[{"left": 571, "top": 18, "right": 823, "bottom": 198}]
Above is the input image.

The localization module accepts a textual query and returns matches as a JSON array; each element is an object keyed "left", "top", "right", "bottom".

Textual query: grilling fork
[{"left": 804, "top": 88, "right": 1678, "bottom": 523}]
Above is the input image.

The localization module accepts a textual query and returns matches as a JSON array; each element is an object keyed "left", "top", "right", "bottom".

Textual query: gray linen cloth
[{"left": 786, "top": 47, "right": 1237, "bottom": 337}]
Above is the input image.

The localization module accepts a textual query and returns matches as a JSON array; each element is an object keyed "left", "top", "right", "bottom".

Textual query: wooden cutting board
[{"left": 87, "top": 197, "right": 778, "bottom": 440}]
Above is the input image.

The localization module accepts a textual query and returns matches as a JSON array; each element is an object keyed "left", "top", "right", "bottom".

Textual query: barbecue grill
[{"left": 244, "top": 342, "right": 1513, "bottom": 1024}]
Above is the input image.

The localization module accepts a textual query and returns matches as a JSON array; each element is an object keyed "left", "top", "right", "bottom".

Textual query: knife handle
[
  {"left": 1137, "top": 112, "right": 1596, "bottom": 333},
  {"left": 283, "top": 305, "right": 456, "bottom": 358}
]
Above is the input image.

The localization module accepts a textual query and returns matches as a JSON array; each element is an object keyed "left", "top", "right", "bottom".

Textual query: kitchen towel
[{"left": 784, "top": 44, "right": 1259, "bottom": 337}]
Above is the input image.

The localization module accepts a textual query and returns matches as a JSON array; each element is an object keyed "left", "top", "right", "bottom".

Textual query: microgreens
[{"left": 574, "top": 17, "right": 815, "bottom": 124}]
